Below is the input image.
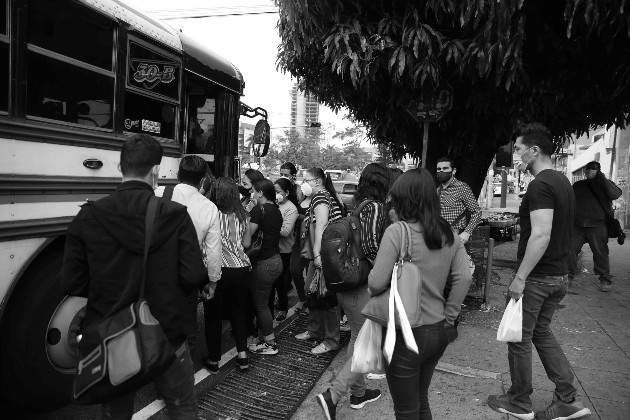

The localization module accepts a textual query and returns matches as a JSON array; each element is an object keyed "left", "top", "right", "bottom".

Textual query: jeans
[
  {"left": 203, "top": 267, "right": 250, "bottom": 361},
  {"left": 268, "top": 252, "right": 292, "bottom": 312},
  {"left": 385, "top": 322, "right": 448, "bottom": 420},
  {"left": 304, "top": 261, "right": 340, "bottom": 350},
  {"left": 101, "top": 342, "right": 198, "bottom": 420},
  {"left": 289, "top": 251, "right": 308, "bottom": 302},
  {"left": 250, "top": 254, "right": 282, "bottom": 341},
  {"left": 568, "top": 225, "right": 611, "bottom": 283},
  {"left": 507, "top": 275, "right": 576, "bottom": 412},
  {"left": 329, "top": 285, "right": 371, "bottom": 402}
]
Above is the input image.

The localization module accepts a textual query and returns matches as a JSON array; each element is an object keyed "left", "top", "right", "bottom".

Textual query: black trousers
[{"left": 203, "top": 267, "right": 250, "bottom": 361}]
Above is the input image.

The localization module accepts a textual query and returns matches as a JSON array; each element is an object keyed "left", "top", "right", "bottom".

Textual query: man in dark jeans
[
  {"left": 487, "top": 123, "right": 591, "bottom": 420},
  {"left": 62, "top": 134, "right": 207, "bottom": 419},
  {"left": 568, "top": 161, "right": 622, "bottom": 292}
]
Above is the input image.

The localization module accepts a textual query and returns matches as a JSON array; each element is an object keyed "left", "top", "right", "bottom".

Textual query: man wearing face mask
[
  {"left": 487, "top": 123, "right": 590, "bottom": 420},
  {"left": 436, "top": 156, "right": 481, "bottom": 244},
  {"left": 280, "top": 161, "right": 298, "bottom": 183},
  {"left": 568, "top": 161, "right": 622, "bottom": 292}
]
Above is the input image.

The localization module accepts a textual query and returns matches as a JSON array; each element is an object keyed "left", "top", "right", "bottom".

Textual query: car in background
[{"left": 333, "top": 180, "right": 358, "bottom": 211}]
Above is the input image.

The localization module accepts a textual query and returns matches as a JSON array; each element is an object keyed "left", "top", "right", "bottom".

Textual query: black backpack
[{"left": 321, "top": 200, "right": 375, "bottom": 292}]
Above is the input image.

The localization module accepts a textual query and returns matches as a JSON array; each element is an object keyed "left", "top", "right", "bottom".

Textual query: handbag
[
  {"left": 585, "top": 181, "right": 626, "bottom": 245},
  {"left": 351, "top": 319, "right": 385, "bottom": 374},
  {"left": 496, "top": 298, "right": 523, "bottom": 342},
  {"left": 362, "top": 222, "right": 423, "bottom": 328},
  {"left": 72, "top": 196, "right": 176, "bottom": 404},
  {"left": 246, "top": 205, "right": 265, "bottom": 263}
]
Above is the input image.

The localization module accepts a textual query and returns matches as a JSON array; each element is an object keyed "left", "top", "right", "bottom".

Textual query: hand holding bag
[
  {"left": 351, "top": 319, "right": 385, "bottom": 374},
  {"left": 73, "top": 196, "right": 176, "bottom": 404},
  {"left": 496, "top": 298, "right": 523, "bottom": 342},
  {"left": 246, "top": 205, "right": 265, "bottom": 263}
]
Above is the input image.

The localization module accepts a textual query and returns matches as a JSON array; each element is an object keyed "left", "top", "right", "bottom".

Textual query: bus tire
[{"left": 0, "top": 246, "right": 73, "bottom": 409}]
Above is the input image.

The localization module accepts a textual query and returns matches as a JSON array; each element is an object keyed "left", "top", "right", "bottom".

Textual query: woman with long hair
[
  {"left": 316, "top": 163, "right": 390, "bottom": 418},
  {"left": 246, "top": 179, "right": 283, "bottom": 354},
  {"left": 368, "top": 168, "right": 471, "bottom": 419},
  {"left": 294, "top": 168, "right": 344, "bottom": 354},
  {"left": 289, "top": 180, "right": 312, "bottom": 313},
  {"left": 241, "top": 168, "right": 265, "bottom": 212},
  {"left": 268, "top": 177, "right": 299, "bottom": 321},
  {"left": 202, "top": 177, "right": 253, "bottom": 372}
]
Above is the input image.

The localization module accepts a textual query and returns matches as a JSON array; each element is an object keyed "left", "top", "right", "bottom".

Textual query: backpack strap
[
  {"left": 351, "top": 199, "right": 375, "bottom": 217},
  {"left": 162, "top": 185, "right": 175, "bottom": 201}
]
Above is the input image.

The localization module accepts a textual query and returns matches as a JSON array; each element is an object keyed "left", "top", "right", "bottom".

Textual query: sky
[{"left": 122, "top": 0, "right": 353, "bottom": 141}]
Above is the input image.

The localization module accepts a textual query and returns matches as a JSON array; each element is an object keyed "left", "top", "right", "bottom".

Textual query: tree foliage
[{"left": 275, "top": 0, "right": 630, "bottom": 194}]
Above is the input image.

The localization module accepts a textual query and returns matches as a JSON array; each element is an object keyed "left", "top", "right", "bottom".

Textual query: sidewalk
[{"left": 292, "top": 238, "right": 630, "bottom": 419}]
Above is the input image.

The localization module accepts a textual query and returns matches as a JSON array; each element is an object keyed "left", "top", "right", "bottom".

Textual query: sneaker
[
  {"left": 350, "top": 388, "right": 381, "bottom": 409},
  {"left": 487, "top": 395, "right": 534, "bottom": 420},
  {"left": 201, "top": 357, "right": 219, "bottom": 374},
  {"left": 311, "top": 342, "right": 333, "bottom": 354},
  {"left": 366, "top": 373, "right": 386, "bottom": 380},
  {"left": 247, "top": 336, "right": 261, "bottom": 352},
  {"left": 275, "top": 311, "right": 287, "bottom": 322},
  {"left": 535, "top": 399, "right": 591, "bottom": 420},
  {"left": 598, "top": 282, "right": 612, "bottom": 292},
  {"left": 295, "top": 331, "right": 318, "bottom": 341},
  {"left": 252, "top": 342, "right": 278, "bottom": 355},
  {"left": 236, "top": 356, "right": 249, "bottom": 371},
  {"left": 340, "top": 316, "right": 351, "bottom": 332},
  {"left": 316, "top": 389, "right": 337, "bottom": 420}
]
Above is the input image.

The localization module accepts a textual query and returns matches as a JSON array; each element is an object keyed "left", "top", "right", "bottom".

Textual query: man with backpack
[{"left": 316, "top": 163, "right": 390, "bottom": 420}]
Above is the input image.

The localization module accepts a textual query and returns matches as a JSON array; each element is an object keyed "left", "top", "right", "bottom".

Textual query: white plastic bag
[
  {"left": 496, "top": 298, "right": 523, "bottom": 342},
  {"left": 383, "top": 261, "right": 419, "bottom": 363},
  {"left": 351, "top": 319, "right": 385, "bottom": 374}
]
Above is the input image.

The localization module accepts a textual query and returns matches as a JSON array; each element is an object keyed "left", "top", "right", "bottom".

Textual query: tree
[
  {"left": 266, "top": 128, "right": 323, "bottom": 170},
  {"left": 275, "top": 0, "right": 630, "bottom": 194}
]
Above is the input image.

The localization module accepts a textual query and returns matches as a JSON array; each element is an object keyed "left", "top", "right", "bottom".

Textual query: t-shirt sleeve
[
  {"left": 310, "top": 192, "right": 329, "bottom": 210},
  {"left": 527, "top": 179, "right": 555, "bottom": 211},
  {"left": 250, "top": 204, "right": 263, "bottom": 225}
]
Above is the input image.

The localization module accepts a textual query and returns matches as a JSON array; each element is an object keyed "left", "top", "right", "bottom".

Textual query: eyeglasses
[{"left": 304, "top": 178, "right": 317, "bottom": 183}]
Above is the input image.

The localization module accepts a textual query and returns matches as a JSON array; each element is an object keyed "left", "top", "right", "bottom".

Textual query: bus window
[
  {"left": 123, "top": 91, "right": 176, "bottom": 141},
  {"left": 25, "top": 0, "right": 114, "bottom": 128},
  {"left": 186, "top": 78, "right": 218, "bottom": 156},
  {"left": 0, "top": 0, "right": 7, "bottom": 113},
  {"left": 28, "top": 0, "right": 113, "bottom": 71}
]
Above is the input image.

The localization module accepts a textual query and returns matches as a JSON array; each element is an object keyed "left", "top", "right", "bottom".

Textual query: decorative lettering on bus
[
  {"left": 128, "top": 58, "right": 180, "bottom": 99},
  {"left": 141, "top": 119, "right": 161, "bottom": 134}
]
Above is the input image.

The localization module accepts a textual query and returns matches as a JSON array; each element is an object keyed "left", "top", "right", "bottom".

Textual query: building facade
[{"left": 289, "top": 83, "right": 319, "bottom": 134}]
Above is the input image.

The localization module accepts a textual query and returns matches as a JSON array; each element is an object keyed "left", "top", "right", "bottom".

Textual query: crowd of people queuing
[{"left": 61, "top": 122, "right": 597, "bottom": 420}]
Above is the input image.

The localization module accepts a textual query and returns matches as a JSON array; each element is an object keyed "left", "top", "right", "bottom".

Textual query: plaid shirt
[{"left": 437, "top": 178, "right": 481, "bottom": 235}]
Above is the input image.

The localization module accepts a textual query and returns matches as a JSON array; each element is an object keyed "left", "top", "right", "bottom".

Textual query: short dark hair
[
  {"left": 253, "top": 179, "right": 276, "bottom": 202},
  {"left": 585, "top": 161, "right": 601, "bottom": 171},
  {"left": 280, "top": 161, "right": 297, "bottom": 175},
  {"left": 178, "top": 155, "right": 207, "bottom": 186},
  {"left": 436, "top": 156, "right": 456, "bottom": 169},
  {"left": 120, "top": 134, "right": 162, "bottom": 177},
  {"left": 244, "top": 168, "right": 265, "bottom": 184},
  {"left": 514, "top": 122, "right": 554, "bottom": 156}
]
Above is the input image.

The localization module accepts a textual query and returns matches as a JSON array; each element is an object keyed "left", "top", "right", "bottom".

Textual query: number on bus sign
[{"left": 133, "top": 63, "right": 176, "bottom": 85}]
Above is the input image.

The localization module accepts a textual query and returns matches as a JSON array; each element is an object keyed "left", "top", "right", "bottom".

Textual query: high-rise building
[{"left": 290, "top": 83, "right": 319, "bottom": 134}]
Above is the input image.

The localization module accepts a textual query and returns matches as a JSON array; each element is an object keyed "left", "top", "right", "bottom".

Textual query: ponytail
[{"left": 323, "top": 173, "right": 347, "bottom": 217}]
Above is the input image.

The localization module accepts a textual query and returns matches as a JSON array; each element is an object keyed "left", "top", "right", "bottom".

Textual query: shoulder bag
[
  {"left": 585, "top": 181, "right": 626, "bottom": 245},
  {"left": 73, "top": 196, "right": 176, "bottom": 404},
  {"left": 246, "top": 204, "right": 265, "bottom": 263},
  {"left": 361, "top": 221, "right": 424, "bottom": 328}
]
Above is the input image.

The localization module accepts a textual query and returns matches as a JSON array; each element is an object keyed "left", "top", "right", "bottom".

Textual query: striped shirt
[
  {"left": 218, "top": 212, "right": 251, "bottom": 268},
  {"left": 307, "top": 190, "right": 343, "bottom": 225},
  {"left": 437, "top": 178, "right": 481, "bottom": 235},
  {"left": 357, "top": 201, "right": 388, "bottom": 263}
]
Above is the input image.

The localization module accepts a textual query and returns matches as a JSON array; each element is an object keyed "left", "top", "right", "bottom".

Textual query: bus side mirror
[{"left": 252, "top": 119, "right": 270, "bottom": 158}]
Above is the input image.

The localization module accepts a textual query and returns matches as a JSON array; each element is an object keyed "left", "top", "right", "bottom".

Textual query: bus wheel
[{"left": 0, "top": 247, "right": 75, "bottom": 409}]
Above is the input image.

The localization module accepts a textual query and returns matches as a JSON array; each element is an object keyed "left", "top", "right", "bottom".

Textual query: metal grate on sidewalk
[{"left": 198, "top": 313, "right": 350, "bottom": 420}]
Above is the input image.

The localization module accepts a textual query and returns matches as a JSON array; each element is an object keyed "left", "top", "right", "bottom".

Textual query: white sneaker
[
  {"left": 366, "top": 373, "right": 386, "bottom": 380},
  {"left": 247, "top": 336, "right": 261, "bottom": 352},
  {"left": 252, "top": 342, "right": 278, "bottom": 355},
  {"left": 311, "top": 342, "right": 334, "bottom": 354}
]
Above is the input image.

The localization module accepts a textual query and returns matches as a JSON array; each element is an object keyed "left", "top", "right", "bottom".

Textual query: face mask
[
  {"left": 276, "top": 193, "right": 284, "bottom": 203},
  {"left": 436, "top": 172, "right": 452, "bottom": 183},
  {"left": 300, "top": 182, "right": 313, "bottom": 197},
  {"left": 238, "top": 184, "right": 250, "bottom": 197},
  {"left": 517, "top": 147, "right": 535, "bottom": 172}
]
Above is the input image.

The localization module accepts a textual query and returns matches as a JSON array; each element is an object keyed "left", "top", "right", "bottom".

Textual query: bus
[{"left": 0, "top": 0, "right": 267, "bottom": 408}]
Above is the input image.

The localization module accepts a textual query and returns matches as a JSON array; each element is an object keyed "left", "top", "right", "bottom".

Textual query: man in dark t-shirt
[{"left": 488, "top": 123, "right": 591, "bottom": 420}]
